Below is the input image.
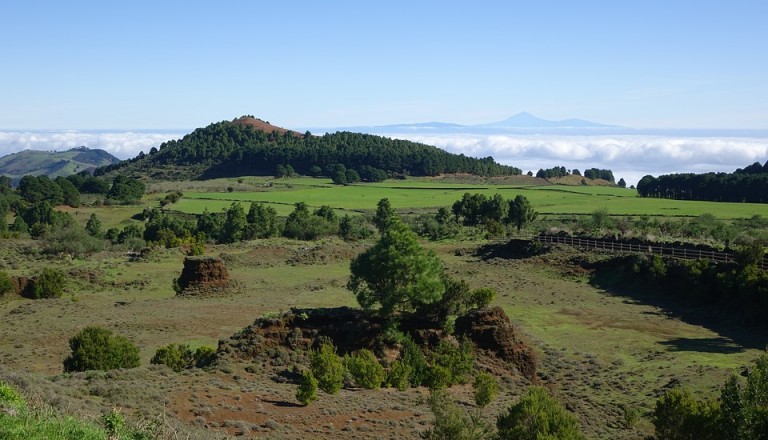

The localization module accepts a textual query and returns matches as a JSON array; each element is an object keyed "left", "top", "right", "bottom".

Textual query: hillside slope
[
  {"left": 96, "top": 116, "right": 521, "bottom": 180},
  {"left": 0, "top": 147, "right": 120, "bottom": 180}
]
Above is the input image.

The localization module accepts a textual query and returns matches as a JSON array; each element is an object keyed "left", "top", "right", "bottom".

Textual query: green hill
[
  {"left": 95, "top": 116, "right": 521, "bottom": 181},
  {"left": 0, "top": 147, "right": 120, "bottom": 181}
]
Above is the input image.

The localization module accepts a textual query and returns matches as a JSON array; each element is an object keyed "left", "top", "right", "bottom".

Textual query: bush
[
  {"left": 29, "top": 268, "right": 66, "bottom": 299},
  {"left": 0, "top": 270, "right": 12, "bottom": 296},
  {"left": 63, "top": 326, "right": 141, "bottom": 372},
  {"left": 344, "top": 349, "right": 386, "bottom": 389},
  {"left": 421, "top": 389, "right": 492, "bottom": 440},
  {"left": 387, "top": 360, "right": 411, "bottom": 391},
  {"left": 296, "top": 370, "right": 319, "bottom": 406},
  {"left": 0, "top": 380, "right": 26, "bottom": 410},
  {"left": 653, "top": 388, "right": 719, "bottom": 440},
  {"left": 430, "top": 338, "right": 474, "bottom": 385},
  {"left": 310, "top": 342, "right": 344, "bottom": 394},
  {"left": 151, "top": 343, "right": 216, "bottom": 371},
  {"left": 470, "top": 288, "right": 496, "bottom": 308},
  {"left": 496, "top": 386, "right": 584, "bottom": 440},
  {"left": 400, "top": 337, "right": 429, "bottom": 387},
  {"left": 473, "top": 372, "right": 498, "bottom": 408}
]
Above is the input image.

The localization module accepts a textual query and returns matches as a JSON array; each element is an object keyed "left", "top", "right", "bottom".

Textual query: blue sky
[{"left": 1, "top": 1, "right": 767, "bottom": 130}]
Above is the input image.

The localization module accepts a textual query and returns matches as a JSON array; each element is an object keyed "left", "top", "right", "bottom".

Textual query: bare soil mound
[
  {"left": 455, "top": 306, "right": 537, "bottom": 381},
  {"left": 176, "top": 256, "right": 235, "bottom": 296}
]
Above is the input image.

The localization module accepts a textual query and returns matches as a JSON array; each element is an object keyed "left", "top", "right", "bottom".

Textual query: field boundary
[{"left": 532, "top": 234, "right": 768, "bottom": 269}]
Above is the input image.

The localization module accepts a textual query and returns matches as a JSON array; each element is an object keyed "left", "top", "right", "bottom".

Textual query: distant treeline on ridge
[
  {"left": 637, "top": 160, "right": 768, "bottom": 203},
  {"left": 96, "top": 119, "right": 521, "bottom": 180}
]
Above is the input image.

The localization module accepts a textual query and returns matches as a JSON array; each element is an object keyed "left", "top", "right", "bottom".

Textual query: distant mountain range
[
  {"left": 311, "top": 111, "right": 620, "bottom": 134},
  {"left": 0, "top": 147, "right": 120, "bottom": 181}
]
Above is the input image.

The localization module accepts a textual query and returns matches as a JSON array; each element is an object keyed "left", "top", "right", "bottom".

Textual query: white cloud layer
[
  {"left": 0, "top": 130, "right": 185, "bottom": 160},
  {"left": 386, "top": 133, "right": 768, "bottom": 186},
  {"left": 1, "top": 130, "right": 766, "bottom": 187}
]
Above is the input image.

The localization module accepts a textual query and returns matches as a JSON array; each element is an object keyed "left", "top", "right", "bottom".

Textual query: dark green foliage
[
  {"left": 618, "top": 177, "right": 627, "bottom": 188},
  {"left": 18, "top": 175, "right": 63, "bottom": 205},
  {"left": 29, "top": 268, "right": 66, "bottom": 299},
  {"left": 583, "top": 168, "right": 615, "bottom": 182},
  {"left": 652, "top": 388, "right": 720, "bottom": 440},
  {"left": 150, "top": 343, "right": 216, "bottom": 372},
  {"left": 536, "top": 165, "right": 568, "bottom": 179},
  {"left": 373, "top": 198, "right": 396, "bottom": 233},
  {"left": 196, "top": 208, "right": 224, "bottom": 241},
  {"left": 283, "top": 202, "right": 338, "bottom": 240},
  {"left": 429, "top": 338, "right": 474, "bottom": 385},
  {"left": 107, "top": 174, "right": 145, "bottom": 203},
  {"left": 85, "top": 213, "right": 102, "bottom": 237},
  {"left": 0, "top": 270, "right": 12, "bottom": 296},
  {"left": 507, "top": 195, "right": 538, "bottom": 232},
  {"left": 473, "top": 372, "right": 499, "bottom": 408},
  {"left": 63, "top": 326, "right": 141, "bottom": 372},
  {"left": 245, "top": 202, "right": 280, "bottom": 239},
  {"left": 99, "top": 120, "right": 520, "bottom": 179},
  {"left": 296, "top": 370, "right": 319, "bottom": 406},
  {"left": 400, "top": 337, "right": 429, "bottom": 387},
  {"left": 221, "top": 202, "right": 247, "bottom": 243},
  {"left": 344, "top": 349, "right": 386, "bottom": 389},
  {"left": 470, "top": 288, "right": 496, "bottom": 308},
  {"left": 425, "top": 364, "right": 452, "bottom": 390},
  {"left": 10, "top": 215, "right": 28, "bottom": 234},
  {"left": 496, "top": 386, "right": 585, "bottom": 440},
  {"left": 339, "top": 214, "right": 374, "bottom": 241},
  {"left": 143, "top": 209, "right": 193, "bottom": 243},
  {"left": 54, "top": 176, "right": 81, "bottom": 207},
  {"left": 348, "top": 218, "right": 445, "bottom": 317},
  {"left": 637, "top": 160, "right": 768, "bottom": 202},
  {"left": 386, "top": 360, "right": 411, "bottom": 391},
  {"left": 310, "top": 342, "right": 344, "bottom": 394}
]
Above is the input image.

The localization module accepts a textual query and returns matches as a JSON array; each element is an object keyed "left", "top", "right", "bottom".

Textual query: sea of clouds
[
  {"left": 384, "top": 133, "right": 768, "bottom": 186},
  {"left": 1, "top": 130, "right": 766, "bottom": 187},
  {"left": 0, "top": 130, "right": 186, "bottom": 161}
]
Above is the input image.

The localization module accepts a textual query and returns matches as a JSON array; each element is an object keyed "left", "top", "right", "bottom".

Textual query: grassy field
[{"left": 163, "top": 176, "right": 768, "bottom": 219}]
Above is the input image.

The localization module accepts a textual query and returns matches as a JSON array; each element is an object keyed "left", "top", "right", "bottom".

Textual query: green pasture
[{"left": 168, "top": 178, "right": 768, "bottom": 219}]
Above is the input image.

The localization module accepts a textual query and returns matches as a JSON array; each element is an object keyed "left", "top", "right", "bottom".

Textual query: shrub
[
  {"left": 151, "top": 343, "right": 216, "bottom": 371},
  {"left": 310, "top": 342, "right": 344, "bottom": 394},
  {"left": 0, "top": 270, "right": 12, "bottom": 296},
  {"left": 0, "top": 380, "right": 26, "bottom": 410},
  {"left": 425, "top": 364, "right": 452, "bottom": 390},
  {"left": 387, "top": 360, "right": 411, "bottom": 391},
  {"left": 63, "top": 326, "right": 140, "bottom": 372},
  {"left": 470, "top": 288, "right": 496, "bottom": 308},
  {"left": 400, "top": 337, "right": 429, "bottom": 387},
  {"left": 421, "top": 389, "right": 492, "bottom": 440},
  {"left": 296, "top": 370, "right": 319, "bottom": 406},
  {"left": 344, "top": 349, "right": 386, "bottom": 389},
  {"left": 653, "top": 388, "right": 719, "bottom": 440},
  {"left": 151, "top": 344, "right": 194, "bottom": 372},
  {"left": 29, "top": 268, "right": 66, "bottom": 299},
  {"left": 430, "top": 338, "right": 475, "bottom": 385},
  {"left": 473, "top": 372, "right": 498, "bottom": 408},
  {"left": 497, "top": 386, "right": 584, "bottom": 440}
]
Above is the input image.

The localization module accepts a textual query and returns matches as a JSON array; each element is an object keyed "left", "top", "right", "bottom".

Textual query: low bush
[
  {"left": 150, "top": 343, "right": 217, "bottom": 371},
  {"left": 29, "top": 268, "right": 66, "bottom": 299},
  {"left": 344, "top": 349, "right": 385, "bottom": 389},
  {"left": 0, "top": 270, "right": 12, "bottom": 296},
  {"left": 310, "top": 341, "right": 344, "bottom": 394},
  {"left": 296, "top": 370, "right": 319, "bottom": 406}
]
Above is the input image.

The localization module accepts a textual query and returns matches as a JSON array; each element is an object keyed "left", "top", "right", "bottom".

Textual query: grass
[{"left": 165, "top": 176, "right": 768, "bottom": 219}]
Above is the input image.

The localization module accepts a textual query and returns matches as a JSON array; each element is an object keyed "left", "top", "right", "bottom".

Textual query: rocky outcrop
[
  {"left": 217, "top": 307, "right": 383, "bottom": 360},
  {"left": 455, "top": 306, "right": 537, "bottom": 381},
  {"left": 10, "top": 276, "right": 31, "bottom": 297},
  {"left": 176, "top": 257, "right": 233, "bottom": 295}
]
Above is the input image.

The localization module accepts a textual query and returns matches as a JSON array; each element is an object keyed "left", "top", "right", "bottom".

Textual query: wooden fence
[{"left": 532, "top": 234, "right": 767, "bottom": 269}]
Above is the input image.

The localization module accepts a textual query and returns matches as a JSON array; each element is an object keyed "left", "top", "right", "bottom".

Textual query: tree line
[
  {"left": 96, "top": 120, "right": 522, "bottom": 180},
  {"left": 637, "top": 160, "right": 768, "bottom": 203}
]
